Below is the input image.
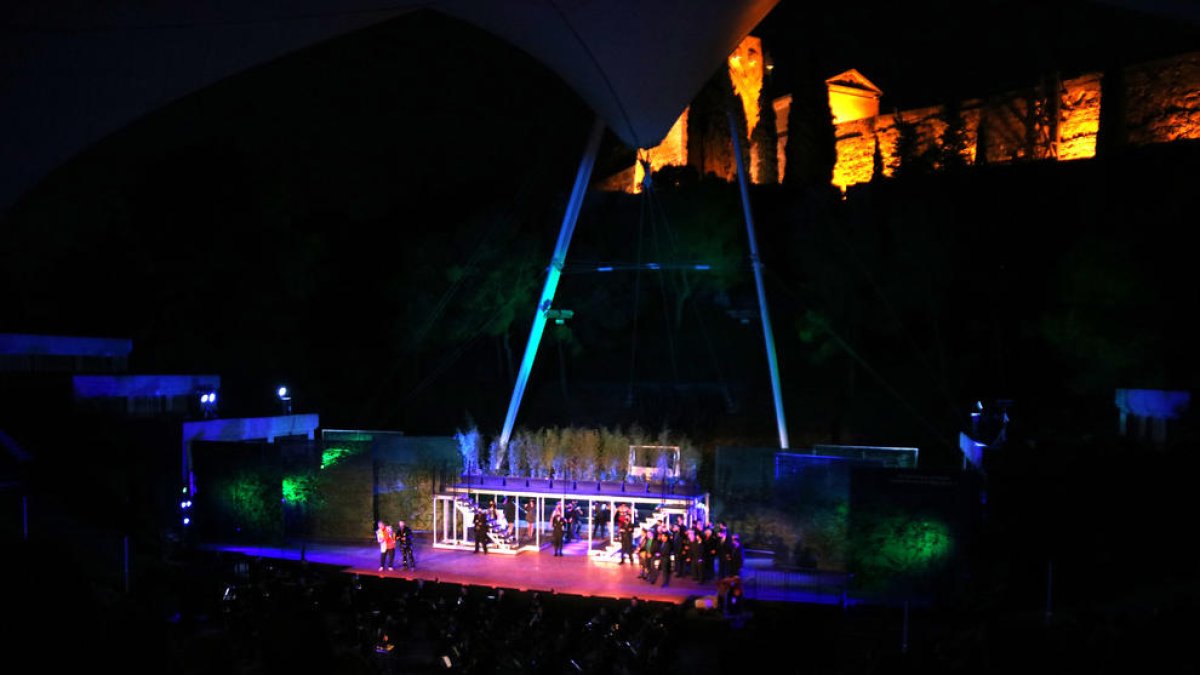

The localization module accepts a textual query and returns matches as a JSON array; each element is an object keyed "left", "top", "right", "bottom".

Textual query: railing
[
  {"left": 742, "top": 567, "right": 854, "bottom": 607},
  {"left": 454, "top": 495, "right": 518, "bottom": 550},
  {"left": 455, "top": 475, "right": 704, "bottom": 496}
]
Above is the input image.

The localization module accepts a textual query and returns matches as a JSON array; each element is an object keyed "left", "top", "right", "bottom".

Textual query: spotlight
[
  {"left": 199, "top": 391, "right": 218, "bottom": 418},
  {"left": 183, "top": 517, "right": 190, "bottom": 525},
  {"left": 277, "top": 385, "right": 292, "bottom": 414}
]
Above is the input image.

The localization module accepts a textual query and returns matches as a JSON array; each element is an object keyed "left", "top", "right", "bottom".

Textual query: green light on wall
[
  {"left": 878, "top": 518, "right": 953, "bottom": 571},
  {"left": 282, "top": 474, "right": 316, "bottom": 505},
  {"left": 320, "top": 446, "right": 355, "bottom": 470},
  {"left": 226, "top": 472, "right": 278, "bottom": 531},
  {"left": 854, "top": 513, "right": 954, "bottom": 583}
]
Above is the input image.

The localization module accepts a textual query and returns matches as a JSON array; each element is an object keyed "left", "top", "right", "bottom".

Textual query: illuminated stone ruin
[{"left": 600, "top": 46, "right": 1200, "bottom": 194}]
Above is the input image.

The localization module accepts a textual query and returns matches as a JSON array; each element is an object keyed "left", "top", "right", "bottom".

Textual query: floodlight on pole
[{"left": 199, "top": 391, "right": 218, "bottom": 418}]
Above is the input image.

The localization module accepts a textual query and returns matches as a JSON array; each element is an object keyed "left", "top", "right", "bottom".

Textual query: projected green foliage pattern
[
  {"left": 320, "top": 446, "right": 355, "bottom": 470},
  {"left": 853, "top": 512, "right": 954, "bottom": 589},
  {"left": 226, "top": 471, "right": 281, "bottom": 534},
  {"left": 282, "top": 474, "right": 319, "bottom": 505}
]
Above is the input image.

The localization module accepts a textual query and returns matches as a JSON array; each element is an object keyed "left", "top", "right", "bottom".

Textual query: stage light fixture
[
  {"left": 199, "top": 391, "right": 219, "bottom": 418},
  {"left": 277, "top": 385, "right": 293, "bottom": 414},
  {"left": 183, "top": 517, "right": 190, "bottom": 525}
]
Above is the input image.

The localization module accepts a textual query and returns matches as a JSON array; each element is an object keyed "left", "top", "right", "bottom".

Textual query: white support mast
[{"left": 499, "top": 116, "right": 606, "bottom": 450}]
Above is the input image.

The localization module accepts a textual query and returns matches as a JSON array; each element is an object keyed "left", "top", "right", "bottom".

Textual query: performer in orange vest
[{"left": 376, "top": 520, "right": 396, "bottom": 571}]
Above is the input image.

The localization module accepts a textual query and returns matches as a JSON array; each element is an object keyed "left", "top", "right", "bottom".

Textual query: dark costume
[
  {"left": 473, "top": 509, "right": 489, "bottom": 554},
  {"left": 727, "top": 537, "right": 744, "bottom": 577},
  {"left": 619, "top": 520, "right": 635, "bottom": 565},
  {"left": 593, "top": 503, "right": 610, "bottom": 538},
  {"left": 503, "top": 497, "right": 517, "bottom": 536},
  {"left": 653, "top": 533, "right": 673, "bottom": 586},
  {"left": 564, "top": 502, "right": 578, "bottom": 542},
  {"left": 638, "top": 531, "right": 654, "bottom": 579},
  {"left": 701, "top": 530, "right": 719, "bottom": 582},
  {"left": 678, "top": 533, "right": 695, "bottom": 578},
  {"left": 551, "top": 511, "right": 566, "bottom": 556},
  {"left": 396, "top": 523, "right": 415, "bottom": 570}
]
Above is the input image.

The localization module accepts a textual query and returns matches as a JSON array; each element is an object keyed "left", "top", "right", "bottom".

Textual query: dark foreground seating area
[
  {"left": 12, "top": 536, "right": 1198, "bottom": 674},
  {"left": 166, "top": 551, "right": 770, "bottom": 675}
]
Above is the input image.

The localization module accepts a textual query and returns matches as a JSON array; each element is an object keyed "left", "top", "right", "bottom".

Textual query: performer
[
  {"left": 717, "top": 530, "right": 731, "bottom": 579},
  {"left": 678, "top": 528, "right": 696, "bottom": 579},
  {"left": 654, "top": 530, "right": 673, "bottom": 587},
  {"left": 698, "top": 527, "right": 716, "bottom": 582},
  {"left": 593, "top": 502, "right": 610, "bottom": 538},
  {"left": 727, "top": 533, "right": 744, "bottom": 578},
  {"left": 502, "top": 496, "right": 517, "bottom": 538},
  {"left": 615, "top": 502, "right": 629, "bottom": 527},
  {"left": 525, "top": 499, "right": 536, "bottom": 540},
  {"left": 550, "top": 506, "right": 566, "bottom": 556},
  {"left": 396, "top": 519, "right": 415, "bottom": 570},
  {"left": 619, "top": 515, "right": 636, "bottom": 565},
  {"left": 473, "top": 508, "right": 489, "bottom": 554},
  {"left": 563, "top": 501, "right": 576, "bottom": 543},
  {"left": 376, "top": 520, "right": 396, "bottom": 571},
  {"left": 637, "top": 527, "right": 653, "bottom": 579}
]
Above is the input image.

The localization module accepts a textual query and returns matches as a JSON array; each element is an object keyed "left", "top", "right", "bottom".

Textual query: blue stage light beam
[
  {"left": 728, "top": 109, "right": 789, "bottom": 449},
  {"left": 499, "top": 116, "right": 605, "bottom": 451}
]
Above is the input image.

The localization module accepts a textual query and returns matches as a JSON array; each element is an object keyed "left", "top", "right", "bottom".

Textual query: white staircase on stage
[
  {"left": 591, "top": 507, "right": 687, "bottom": 565},
  {"left": 454, "top": 495, "right": 520, "bottom": 553}
]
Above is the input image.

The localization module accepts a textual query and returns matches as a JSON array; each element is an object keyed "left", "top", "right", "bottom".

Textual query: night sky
[{"left": 3, "top": 0, "right": 1200, "bottom": 455}]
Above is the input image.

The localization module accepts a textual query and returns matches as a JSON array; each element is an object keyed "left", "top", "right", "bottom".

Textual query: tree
[
  {"left": 687, "top": 66, "right": 744, "bottom": 182},
  {"left": 938, "top": 100, "right": 971, "bottom": 171},
  {"left": 892, "top": 112, "right": 931, "bottom": 178},
  {"left": 751, "top": 78, "right": 779, "bottom": 185},
  {"left": 781, "top": 69, "right": 837, "bottom": 189}
]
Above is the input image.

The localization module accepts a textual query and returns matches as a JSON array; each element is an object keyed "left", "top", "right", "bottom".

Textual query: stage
[{"left": 200, "top": 536, "right": 853, "bottom": 606}]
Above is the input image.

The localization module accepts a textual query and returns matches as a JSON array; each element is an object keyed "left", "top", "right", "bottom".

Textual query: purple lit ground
[{"left": 203, "top": 537, "right": 852, "bottom": 606}]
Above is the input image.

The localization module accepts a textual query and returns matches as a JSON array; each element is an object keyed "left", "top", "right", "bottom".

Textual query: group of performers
[
  {"left": 375, "top": 519, "right": 416, "bottom": 571},
  {"left": 545, "top": 502, "right": 744, "bottom": 587},
  {"left": 619, "top": 508, "right": 744, "bottom": 589}
]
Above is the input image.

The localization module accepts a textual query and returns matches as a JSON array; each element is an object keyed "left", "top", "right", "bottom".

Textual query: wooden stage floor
[{"left": 201, "top": 537, "right": 851, "bottom": 606}]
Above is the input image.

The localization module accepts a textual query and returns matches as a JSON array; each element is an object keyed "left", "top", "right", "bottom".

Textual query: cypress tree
[{"left": 782, "top": 69, "right": 837, "bottom": 189}]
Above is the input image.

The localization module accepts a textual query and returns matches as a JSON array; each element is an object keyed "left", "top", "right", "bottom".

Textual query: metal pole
[
  {"left": 499, "top": 116, "right": 606, "bottom": 450},
  {"left": 727, "top": 110, "right": 789, "bottom": 449},
  {"left": 1045, "top": 559, "right": 1054, "bottom": 625},
  {"left": 123, "top": 535, "right": 130, "bottom": 593}
]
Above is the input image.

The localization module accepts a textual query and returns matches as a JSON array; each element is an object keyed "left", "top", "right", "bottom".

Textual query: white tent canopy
[{"left": 0, "top": 0, "right": 778, "bottom": 215}]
